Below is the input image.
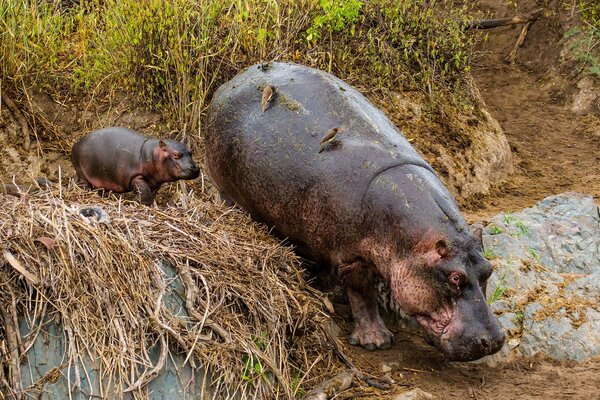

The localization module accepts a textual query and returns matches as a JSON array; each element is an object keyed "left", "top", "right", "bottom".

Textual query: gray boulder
[{"left": 481, "top": 192, "right": 600, "bottom": 362}]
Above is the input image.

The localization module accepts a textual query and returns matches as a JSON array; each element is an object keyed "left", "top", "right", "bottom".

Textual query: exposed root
[
  {"left": 506, "top": 21, "right": 533, "bottom": 64},
  {"left": 0, "top": 91, "right": 30, "bottom": 151}
]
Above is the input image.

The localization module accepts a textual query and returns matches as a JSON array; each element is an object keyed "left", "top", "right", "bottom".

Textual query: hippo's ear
[
  {"left": 435, "top": 239, "right": 448, "bottom": 258},
  {"left": 159, "top": 140, "right": 169, "bottom": 151},
  {"left": 472, "top": 227, "right": 484, "bottom": 250}
]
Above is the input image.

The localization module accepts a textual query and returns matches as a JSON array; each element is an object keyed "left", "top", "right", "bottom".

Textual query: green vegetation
[
  {"left": 487, "top": 265, "right": 509, "bottom": 304},
  {"left": 483, "top": 248, "right": 497, "bottom": 260},
  {"left": 564, "top": 0, "right": 600, "bottom": 78},
  {"left": 241, "top": 331, "right": 268, "bottom": 382},
  {"left": 512, "top": 309, "right": 524, "bottom": 325},
  {"left": 1, "top": 0, "right": 477, "bottom": 131},
  {"left": 514, "top": 220, "right": 529, "bottom": 237},
  {"left": 527, "top": 248, "right": 541, "bottom": 263},
  {"left": 306, "top": 0, "right": 363, "bottom": 41},
  {"left": 502, "top": 212, "right": 529, "bottom": 237},
  {"left": 488, "top": 225, "right": 503, "bottom": 235}
]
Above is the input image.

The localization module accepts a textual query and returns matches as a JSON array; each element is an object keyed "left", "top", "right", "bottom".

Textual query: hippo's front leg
[
  {"left": 132, "top": 176, "right": 156, "bottom": 206},
  {"left": 339, "top": 261, "right": 394, "bottom": 350}
]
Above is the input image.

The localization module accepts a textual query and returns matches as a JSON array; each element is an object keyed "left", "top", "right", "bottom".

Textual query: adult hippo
[
  {"left": 71, "top": 127, "right": 200, "bottom": 205},
  {"left": 204, "top": 62, "right": 504, "bottom": 361}
]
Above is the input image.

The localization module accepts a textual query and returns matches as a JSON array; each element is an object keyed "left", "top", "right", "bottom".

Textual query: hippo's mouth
[{"left": 414, "top": 300, "right": 455, "bottom": 338}]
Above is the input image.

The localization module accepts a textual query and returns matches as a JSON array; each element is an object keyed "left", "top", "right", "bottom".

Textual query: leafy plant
[
  {"left": 563, "top": 1, "right": 600, "bottom": 79},
  {"left": 487, "top": 266, "right": 509, "bottom": 304},
  {"left": 488, "top": 225, "right": 503, "bottom": 235},
  {"left": 241, "top": 331, "right": 268, "bottom": 382},
  {"left": 306, "top": 0, "right": 363, "bottom": 42},
  {"left": 483, "top": 249, "right": 497, "bottom": 260}
]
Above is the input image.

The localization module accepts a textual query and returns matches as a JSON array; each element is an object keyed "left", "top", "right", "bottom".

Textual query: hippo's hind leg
[
  {"left": 217, "top": 190, "right": 235, "bottom": 207},
  {"left": 339, "top": 261, "right": 395, "bottom": 350},
  {"left": 132, "top": 177, "right": 156, "bottom": 206}
]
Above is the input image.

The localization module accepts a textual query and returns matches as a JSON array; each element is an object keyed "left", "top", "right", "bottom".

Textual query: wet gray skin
[
  {"left": 204, "top": 62, "right": 505, "bottom": 361},
  {"left": 72, "top": 127, "right": 200, "bottom": 205}
]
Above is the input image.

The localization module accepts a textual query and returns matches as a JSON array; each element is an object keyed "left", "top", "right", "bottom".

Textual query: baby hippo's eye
[
  {"left": 172, "top": 151, "right": 181, "bottom": 160},
  {"left": 448, "top": 272, "right": 463, "bottom": 288}
]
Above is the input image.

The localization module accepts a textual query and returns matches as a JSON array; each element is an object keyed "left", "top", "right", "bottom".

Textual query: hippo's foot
[
  {"left": 349, "top": 319, "right": 394, "bottom": 350},
  {"left": 132, "top": 177, "right": 157, "bottom": 206},
  {"left": 339, "top": 261, "right": 394, "bottom": 350}
]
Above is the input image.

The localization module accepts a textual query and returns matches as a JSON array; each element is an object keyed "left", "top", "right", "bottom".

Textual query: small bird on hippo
[
  {"left": 318, "top": 127, "right": 342, "bottom": 153},
  {"left": 261, "top": 85, "right": 276, "bottom": 113}
]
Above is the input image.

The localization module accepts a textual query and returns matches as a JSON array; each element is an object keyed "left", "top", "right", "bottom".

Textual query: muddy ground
[{"left": 2, "top": 1, "right": 600, "bottom": 399}]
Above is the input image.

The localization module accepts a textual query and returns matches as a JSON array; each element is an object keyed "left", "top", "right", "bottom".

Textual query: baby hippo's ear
[{"left": 159, "top": 140, "right": 169, "bottom": 151}]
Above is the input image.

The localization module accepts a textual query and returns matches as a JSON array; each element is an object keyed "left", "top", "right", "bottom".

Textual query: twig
[
  {"left": 466, "top": 9, "right": 542, "bottom": 30},
  {"left": 3, "top": 251, "right": 40, "bottom": 285},
  {"left": 506, "top": 21, "right": 533, "bottom": 64},
  {"left": 0, "top": 303, "right": 23, "bottom": 399},
  {"left": 123, "top": 334, "right": 168, "bottom": 393},
  {"left": 304, "top": 370, "right": 354, "bottom": 400}
]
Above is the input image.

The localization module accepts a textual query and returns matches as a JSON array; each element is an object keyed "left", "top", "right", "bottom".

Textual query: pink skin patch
[{"left": 385, "top": 237, "right": 458, "bottom": 340}]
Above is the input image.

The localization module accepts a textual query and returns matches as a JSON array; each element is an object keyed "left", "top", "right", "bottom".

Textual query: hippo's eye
[
  {"left": 172, "top": 151, "right": 181, "bottom": 160},
  {"left": 448, "top": 272, "right": 463, "bottom": 288}
]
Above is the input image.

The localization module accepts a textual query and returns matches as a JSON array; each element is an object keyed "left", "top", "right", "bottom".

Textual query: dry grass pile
[{"left": 0, "top": 182, "right": 338, "bottom": 399}]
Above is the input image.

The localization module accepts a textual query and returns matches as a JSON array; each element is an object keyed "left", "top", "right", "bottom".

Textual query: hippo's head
[
  {"left": 158, "top": 140, "right": 200, "bottom": 181},
  {"left": 385, "top": 229, "right": 505, "bottom": 361}
]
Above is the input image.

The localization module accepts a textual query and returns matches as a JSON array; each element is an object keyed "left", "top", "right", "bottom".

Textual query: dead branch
[
  {"left": 506, "top": 21, "right": 533, "bottom": 63},
  {"left": 0, "top": 294, "right": 23, "bottom": 399},
  {"left": 466, "top": 9, "right": 542, "bottom": 30}
]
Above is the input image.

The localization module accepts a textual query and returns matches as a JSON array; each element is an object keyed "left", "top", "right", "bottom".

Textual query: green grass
[
  {"left": 512, "top": 310, "right": 524, "bottom": 325},
  {"left": 483, "top": 249, "right": 497, "bottom": 260},
  {"left": 487, "top": 266, "right": 509, "bottom": 304},
  {"left": 563, "top": 0, "right": 600, "bottom": 79},
  {"left": 488, "top": 225, "right": 503, "bottom": 235},
  {"left": 527, "top": 248, "right": 541, "bottom": 263},
  {"left": 1, "top": 0, "right": 477, "bottom": 132}
]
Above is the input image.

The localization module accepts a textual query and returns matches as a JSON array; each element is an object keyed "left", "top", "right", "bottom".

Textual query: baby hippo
[{"left": 71, "top": 127, "right": 200, "bottom": 205}]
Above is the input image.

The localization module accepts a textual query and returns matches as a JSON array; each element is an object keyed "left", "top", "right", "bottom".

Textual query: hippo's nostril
[{"left": 480, "top": 337, "right": 490, "bottom": 350}]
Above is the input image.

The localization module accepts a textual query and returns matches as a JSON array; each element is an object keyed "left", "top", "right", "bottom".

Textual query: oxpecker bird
[
  {"left": 261, "top": 85, "right": 275, "bottom": 113},
  {"left": 318, "top": 127, "right": 341, "bottom": 153}
]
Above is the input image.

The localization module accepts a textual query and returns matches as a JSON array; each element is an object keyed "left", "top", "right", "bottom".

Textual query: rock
[
  {"left": 497, "top": 313, "right": 520, "bottom": 335},
  {"left": 381, "top": 362, "right": 399, "bottom": 373},
  {"left": 481, "top": 193, "right": 600, "bottom": 362},
  {"left": 572, "top": 76, "right": 599, "bottom": 115},
  {"left": 394, "top": 388, "right": 437, "bottom": 400},
  {"left": 18, "top": 261, "right": 213, "bottom": 398},
  {"left": 507, "top": 338, "right": 521, "bottom": 350}
]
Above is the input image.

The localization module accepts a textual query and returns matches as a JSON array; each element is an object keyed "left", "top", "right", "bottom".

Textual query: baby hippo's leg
[{"left": 132, "top": 176, "right": 156, "bottom": 206}]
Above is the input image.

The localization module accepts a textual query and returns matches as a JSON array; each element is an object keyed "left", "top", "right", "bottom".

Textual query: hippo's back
[{"left": 204, "top": 62, "right": 437, "bottom": 259}]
